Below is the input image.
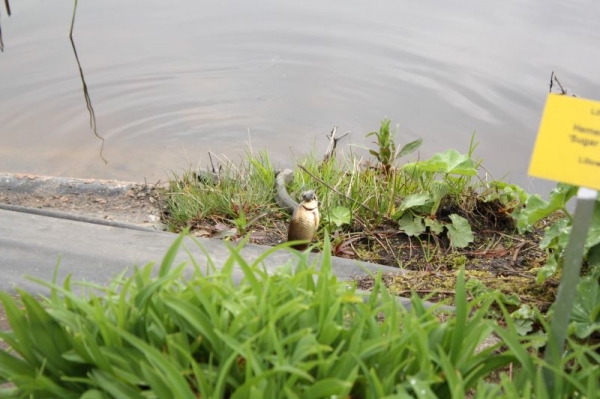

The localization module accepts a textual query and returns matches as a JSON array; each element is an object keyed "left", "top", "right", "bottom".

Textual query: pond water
[{"left": 1, "top": 0, "right": 599, "bottom": 194}]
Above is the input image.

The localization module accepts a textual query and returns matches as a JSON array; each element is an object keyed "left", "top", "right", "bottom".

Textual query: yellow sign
[{"left": 529, "top": 94, "right": 600, "bottom": 190}]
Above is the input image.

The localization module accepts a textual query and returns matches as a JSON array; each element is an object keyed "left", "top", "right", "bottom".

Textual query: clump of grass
[
  {"left": 1, "top": 235, "right": 597, "bottom": 397},
  {"left": 163, "top": 150, "right": 277, "bottom": 232}
]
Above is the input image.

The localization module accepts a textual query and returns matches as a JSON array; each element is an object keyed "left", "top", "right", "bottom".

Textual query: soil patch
[{"left": 0, "top": 173, "right": 166, "bottom": 228}]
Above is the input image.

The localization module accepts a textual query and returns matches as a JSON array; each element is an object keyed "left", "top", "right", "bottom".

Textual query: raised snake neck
[
  {"left": 274, "top": 169, "right": 300, "bottom": 214},
  {"left": 301, "top": 204, "right": 317, "bottom": 211}
]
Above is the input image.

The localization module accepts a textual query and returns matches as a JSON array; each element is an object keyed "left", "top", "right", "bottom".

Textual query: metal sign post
[{"left": 542, "top": 187, "right": 598, "bottom": 394}]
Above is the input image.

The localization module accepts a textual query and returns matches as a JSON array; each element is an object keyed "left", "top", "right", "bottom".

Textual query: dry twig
[
  {"left": 549, "top": 71, "right": 576, "bottom": 97},
  {"left": 322, "top": 125, "right": 350, "bottom": 163}
]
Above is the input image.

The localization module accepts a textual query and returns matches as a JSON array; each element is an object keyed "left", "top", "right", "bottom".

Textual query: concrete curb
[{"left": 0, "top": 206, "right": 402, "bottom": 285}]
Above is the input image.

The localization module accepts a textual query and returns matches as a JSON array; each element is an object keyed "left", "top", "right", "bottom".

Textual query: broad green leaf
[
  {"left": 537, "top": 255, "right": 560, "bottom": 283},
  {"left": 424, "top": 218, "right": 444, "bottom": 235},
  {"left": 432, "top": 149, "right": 477, "bottom": 175},
  {"left": 485, "top": 180, "right": 529, "bottom": 205},
  {"left": 402, "top": 160, "right": 446, "bottom": 176},
  {"left": 402, "top": 150, "right": 477, "bottom": 181},
  {"left": 398, "top": 214, "right": 426, "bottom": 236},
  {"left": 511, "top": 305, "right": 536, "bottom": 336},
  {"left": 498, "top": 293, "right": 521, "bottom": 306},
  {"left": 588, "top": 243, "right": 600, "bottom": 270},
  {"left": 547, "top": 183, "right": 578, "bottom": 212},
  {"left": 516, "top": 194, "right": 549, "bottom": 233},
  {"left": 446, "top": 214, "right": 474, "bottom": 248},
  {"left": 585, "top": 200, "right": 600, "bottom": 251},
  {"left": 539, "top": 218, "right": 570, "bottom": 250},
  {"left": 325, "top": 206, "right": 352, "bottom": 227},
  {"left": 399, "top": 193, "right": 432, "bottom": 212},
  {"left": 430, "top": 181, "right": 449, "bottom": 201},
  {"left": 513, "top": 319, "right": 534, "bottom": 336},
  {"left": 570, "top": 276, "right": 600, "bottom": 339},
  {"left": 465, "top": 278, "right": 488, "bottom": 297},
  {"left": 516, "top": 184, "right": 576, "bottom": 233},
  {"left": 429, "top": 180, "right": 449, "bottom": 215}
]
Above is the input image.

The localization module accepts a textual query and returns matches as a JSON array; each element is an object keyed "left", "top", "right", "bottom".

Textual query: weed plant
[{"left": 365, "top": 118, "right": 422, "bottom": 174}]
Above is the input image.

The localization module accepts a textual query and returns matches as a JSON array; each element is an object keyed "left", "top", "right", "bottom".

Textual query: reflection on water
[
  {"left": 0, "top": 0, "right": 11, "bottom": 52},
  {"left": 0, "top": 0, "right": 599, "bottom": 194},
  {"left": 70, "top": 36, "right": 106, "bottom": 163},
  {"left": 69, "top": 0, "right": 106, "bottom": 164}
]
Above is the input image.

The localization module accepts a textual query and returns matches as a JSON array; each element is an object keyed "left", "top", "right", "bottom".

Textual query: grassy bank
[
  {"left": 163, "top": 123, "right": 528, "bottom": 265},
  {"left": 161, "top": 122, "right": 553, "bottom": 304},
  {"left": 160, "top": 119, "right": 600, "bottom": 342}
]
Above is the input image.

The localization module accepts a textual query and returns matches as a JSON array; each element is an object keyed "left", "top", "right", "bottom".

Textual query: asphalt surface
[{"left": 0, "top": 207, "right": 405, "bottom": 297}]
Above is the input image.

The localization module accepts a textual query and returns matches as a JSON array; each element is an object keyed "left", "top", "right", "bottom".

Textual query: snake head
[{"left": 300, "top": 190, "right": 318, "bottom": 203}]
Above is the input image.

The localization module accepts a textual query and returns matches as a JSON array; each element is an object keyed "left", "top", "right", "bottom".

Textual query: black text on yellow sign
[{"left": 529, "top": 93, "right": 600, "bottom": 190}]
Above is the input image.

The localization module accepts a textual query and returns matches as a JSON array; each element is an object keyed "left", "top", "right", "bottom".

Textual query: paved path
[{"left": 0, "top": 207, "right": 403, "bottom": 296}]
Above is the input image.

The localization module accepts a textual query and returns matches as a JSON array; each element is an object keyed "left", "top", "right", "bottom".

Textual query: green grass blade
[
  {"left": 0, "top": 292, "right": 37, "bottom": 365},
  {"left": 162, "top": 296, "right": 220, "bottom": 351},
  {"left": 449, "top": 269, "right": 467, "bottom": 364},
  {"left": 158, "top": 231, "right": 187, "bottom": 277},
  {"left": 105, "top": 326, "right": 196, "bottom": 399}
]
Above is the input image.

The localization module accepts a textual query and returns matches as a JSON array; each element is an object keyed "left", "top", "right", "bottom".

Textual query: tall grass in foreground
[{"left": 0, "top": 235, "right": 597, "bottom": 398}]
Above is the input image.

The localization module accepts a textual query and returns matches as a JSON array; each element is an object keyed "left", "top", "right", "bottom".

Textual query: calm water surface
[{"left": 1, "top": 0, "right": 599, "bottom": 193}]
